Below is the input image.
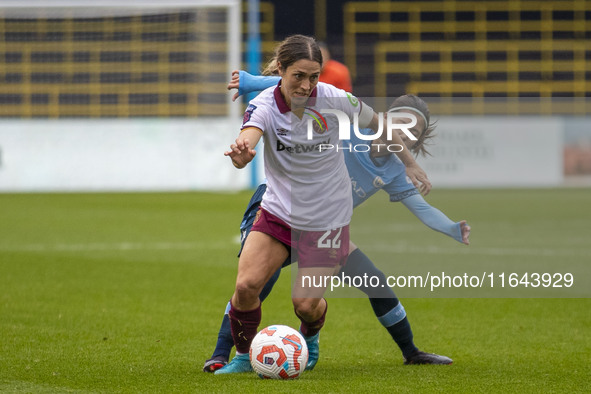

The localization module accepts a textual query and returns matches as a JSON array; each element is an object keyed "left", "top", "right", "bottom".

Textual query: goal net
[{"left": 0, "top": 0, "right": 241, "bottom": 118}]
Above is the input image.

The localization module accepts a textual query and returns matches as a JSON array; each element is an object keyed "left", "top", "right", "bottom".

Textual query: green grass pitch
[{"left": 1, "top": 189, "right": 589, "bottom": 393}]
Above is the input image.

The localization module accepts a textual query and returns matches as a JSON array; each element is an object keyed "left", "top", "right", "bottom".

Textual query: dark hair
[
  {"left": 262, "top": 34, "right": 323, "bottom": 76},
  {"left": 389, "top": 94, "right": 436, "bottom": 157}
]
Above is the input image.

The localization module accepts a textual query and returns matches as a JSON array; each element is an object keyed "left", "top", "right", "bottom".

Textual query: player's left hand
[
  {"left": 459, "top": 220, "right": 471, "bottom": 245},
  {"left": 227, "top": 70, "right": 240, "bottom": 101}
]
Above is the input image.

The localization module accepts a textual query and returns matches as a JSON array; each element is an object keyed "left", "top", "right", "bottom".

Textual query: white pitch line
[
  {"left": 360, "top": 243, "right": 591, "bottom": 258},
  {"left": 0, "top": 241, "right": 588, "bottom": 258},
  {"left": 0, "top": 241, "right": 229, "bottom": 252}
]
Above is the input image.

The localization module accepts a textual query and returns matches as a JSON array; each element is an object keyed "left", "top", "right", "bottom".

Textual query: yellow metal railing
[
  {"left": 345, "top": 0, "right": 590, "bottom": 78},
  {"left": 374, "top": 40, "right": 589, "bottom": 98},
  {"left": 0, "top": 3, "right": 276, "bottom": 118}
]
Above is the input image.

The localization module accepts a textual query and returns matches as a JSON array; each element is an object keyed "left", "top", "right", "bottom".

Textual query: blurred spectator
[
  {"left": 319, "top": 42, "right": 352, "bottom": 92},
  {"left": 564, "top": 145, "right": 591, "bottom": 175}
]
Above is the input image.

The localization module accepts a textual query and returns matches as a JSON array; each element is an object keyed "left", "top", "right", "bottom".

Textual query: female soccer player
[
  {"left": 216, "top": 35, "right": 430, "bottom": 375},
  {"left": 206, "top": 72, "right": 469, "bottom": 373}
]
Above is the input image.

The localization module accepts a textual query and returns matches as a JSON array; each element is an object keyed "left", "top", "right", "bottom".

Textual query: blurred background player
[
  {"left": 204, "top": 79, "right": 469, "bottom": 372},
  {"left": 318, "top": 42, "right": 352, "bottom": 92}
]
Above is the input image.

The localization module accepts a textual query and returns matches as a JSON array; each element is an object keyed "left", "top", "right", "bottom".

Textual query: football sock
[
  {"left": 211, "top": 267, "right": 282, "bottom": 360},
  {"left": 344, "top": 248, "right": 418, "bottom": 357},
  {"left": 228, "top": 301, "right": 262, "bottom": 354},
  {"left": 210, "top": 267, "right": 283, "bottom": 360},
  {"left": 211, "top": 302, "right": 234, "bottom": 359},
  {"left": 295, "top": 299, "right": 327, "bottom": 337},
  {"left": 372, "top": 300, "right": 418, "bottom": 358},
  {"left": 342, "top": 248, "right": 395, "bottom": 299}
]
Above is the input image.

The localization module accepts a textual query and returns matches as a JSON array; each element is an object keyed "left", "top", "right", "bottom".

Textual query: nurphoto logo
[{"left": 305, "top": 109, "right": 419, "bottom": 153}]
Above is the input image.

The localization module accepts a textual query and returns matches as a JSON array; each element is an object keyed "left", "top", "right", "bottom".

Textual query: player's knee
[
  {"left": 235, "top": 278, "right": 262, "bottom": 303},
  {"left": 292, "top": 297, "right": 321, "bottom": 318}
]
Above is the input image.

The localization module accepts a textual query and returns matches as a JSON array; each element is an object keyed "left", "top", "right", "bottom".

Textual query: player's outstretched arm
[
  {"left": 224, "top": 127, "right": 262, "bottom": 169},
  {"left": 227, "top": 70, "right": 280, "bottom": 101},
  {"left": 367, "top": 113, "right": 432, "bottom": 195},
  {"left": 400, "top": 193, "right": 471, "bottom": 245}
]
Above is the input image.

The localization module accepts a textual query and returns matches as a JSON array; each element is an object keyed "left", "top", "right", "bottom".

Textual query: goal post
[
  {"left": 0, "top": 0, "right": 242, "bottom": 119},
  {"left": 0, "top": 0, "right": 257, "bottom": 192}
]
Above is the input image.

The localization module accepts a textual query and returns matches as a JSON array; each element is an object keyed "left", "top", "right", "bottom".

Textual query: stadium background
[
  {"left": 3, "top": 0, "right": 591, "bottom": 111},
  {"left": 0, "top": 0, "right": 590, "bottom": 192},
  {"left": 0, "top": 1, "right": 589, "bottom": 392}
]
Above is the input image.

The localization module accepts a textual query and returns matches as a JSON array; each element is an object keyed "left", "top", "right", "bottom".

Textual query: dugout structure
[{"left": 0, "top": 0, "right": 242, "bottom": 118}]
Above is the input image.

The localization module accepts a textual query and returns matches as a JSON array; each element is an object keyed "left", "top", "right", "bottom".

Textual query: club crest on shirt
[
  {"left": 310, "top": 119, "right": 325, "bottom": 135},
  {"left": 373, "top": 176, "right": 385, "bottom": 188},
  {"left": 242, "top": 104, "right": 257, "bottom": 125},
  {"left": 304, "top": 107, "right": 328, "bottom": 135}
]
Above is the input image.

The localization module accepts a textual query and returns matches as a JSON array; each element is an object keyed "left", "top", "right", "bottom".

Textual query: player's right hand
[{"left": 224, "top": 138, "right": 256, "bottom": 168}]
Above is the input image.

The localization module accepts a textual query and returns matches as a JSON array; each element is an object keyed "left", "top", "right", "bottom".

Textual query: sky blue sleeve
[
  {"left": 400, "top": 194, "right": 464, "bottom": 243},
  {"left": 239, "top": 71, "right": 281, "bottom": 97}
]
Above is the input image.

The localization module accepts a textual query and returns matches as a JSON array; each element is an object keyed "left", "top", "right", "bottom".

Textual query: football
[{"left": 249, "top": 325, "right": 309, "bottom": 379}]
